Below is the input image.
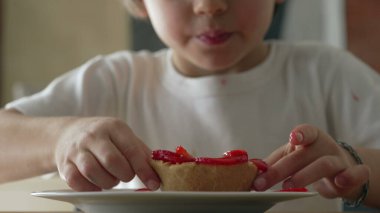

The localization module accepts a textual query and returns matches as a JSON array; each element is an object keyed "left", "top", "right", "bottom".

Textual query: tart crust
[{"left": 150, "top": 160, "right": 258, "bottom": 191}]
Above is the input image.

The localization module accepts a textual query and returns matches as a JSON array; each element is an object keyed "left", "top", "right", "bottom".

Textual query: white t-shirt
[{"left": 6, "top": 41, "right": 380, "bottom": 211}]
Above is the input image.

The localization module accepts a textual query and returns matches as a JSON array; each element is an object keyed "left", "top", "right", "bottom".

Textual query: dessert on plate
[{"left": 150, "top": 146, "right": 267, "bottom": 191}]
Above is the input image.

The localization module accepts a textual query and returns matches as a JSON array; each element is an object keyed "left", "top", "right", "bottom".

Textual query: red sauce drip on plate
[
  {"left": 135, "top": 188, "right": 152, "bottom": 192},
  {"left": 277, "top": 188, "right": 309, "bottom": 192},
  {"left": 151, "top": 146, "right": 268, "bottom": 172}
]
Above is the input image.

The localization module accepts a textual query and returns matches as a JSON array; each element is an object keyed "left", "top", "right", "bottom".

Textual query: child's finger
[
  {"left": 110, "top": 130, "right": 160, "bottom": 190},
  {"left": 254, "top": 148, "right": 317, "bottom": 191},
  {"left": 290, "top": 124, "right": 341, "bottom": 157},
  {"left": 256, "top": 124, "right": 345, "bottom": 192},
  {"left": 335, "top": 164, "right": 370, "bottom": 189},
  {"left": 334, "top": 165, "right": 370, "bottom": 201},
  {"left": 289, "top": 124, "right": 320, "bottom": 146},
  {"left": 75, "top": 150, "right": 120, "bottom": 189},
  {"left": 263, "top": 143, "right": 289, "bottom": 166},
  {"left": 313, "top": 179, "right": 339, "bottom": 199},
  {"left": 255, "top": 140, "right": 341, "bottom": 191},
  {"left": 265, "top": 124, "right": 324, "bottom": 165},
  {"left": 310, "top": 165, "right": 370, "bottom": 200},
  {"left": 62, "top": 162, "right": 101, "bottom": 191},
  {"left": 282, "top": 155, "right": 346, "bottom": 190},
  {"left": 87, "top": 137, "right": 135, "bottom": 182},
  {"left": 129, "top": 139, "right": 161, "bottom": 190}
]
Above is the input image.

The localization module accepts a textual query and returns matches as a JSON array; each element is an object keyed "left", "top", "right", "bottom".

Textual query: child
[{"left": 1, "top": 0, "right": 380, "bottom": 211}]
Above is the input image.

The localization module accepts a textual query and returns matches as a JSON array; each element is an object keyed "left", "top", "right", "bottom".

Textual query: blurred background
[
  {"left": 1, "top": 0, "right": 380, "bottom": 106},
  {"left": 0, "top": 0, "right": 379, "bottom": 211}
]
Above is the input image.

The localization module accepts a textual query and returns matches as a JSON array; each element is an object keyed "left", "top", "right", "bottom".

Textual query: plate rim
[
  {"left": 31, "top": 189, "right": 318, "bottom": 198},
  {"left": 31, "top": 189, "right": 318, "bottom": 213}
]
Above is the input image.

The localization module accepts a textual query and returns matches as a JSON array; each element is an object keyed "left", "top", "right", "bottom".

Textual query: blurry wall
[
  {"left": 282, "top": 0, "right": 380, "bottom": 74},
  {"left": 1, "top": 0, "right": 129, "bottom": 106},
  {"left": 0, "top": 0, "right": 129, "bottom": 210},
  {"left": 347, "top": 0, "right": 380, "bottom": 73},
  {"left": 281, "top": 0, "right": 346, "bottom": 48}
]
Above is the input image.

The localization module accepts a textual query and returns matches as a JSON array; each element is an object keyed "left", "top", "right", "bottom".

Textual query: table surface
[
  {"left": 0, "top": 211, "right": 368, "bottom": 213},
  {"left": 0, "top": 211, "right": 371, "bottom": 213}
]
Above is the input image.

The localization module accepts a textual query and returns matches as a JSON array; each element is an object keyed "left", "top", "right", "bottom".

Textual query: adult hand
[
  {"left": 55, "top": 117, "right": 160, "bottom": 191},
  {"left": 253, "top": 124, "right": 370, "bottom": 201}
]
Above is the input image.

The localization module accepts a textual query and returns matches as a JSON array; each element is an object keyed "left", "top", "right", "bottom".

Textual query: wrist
[
  {"left": 44, "top": 116, "right": 79, "bottom": 171},
  {"left": 336, "top": 141, "right": 369, "bottom": 208}
]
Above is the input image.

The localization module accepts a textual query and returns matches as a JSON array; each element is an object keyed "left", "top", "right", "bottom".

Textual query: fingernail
[
  {"left": 290, "top": 131, "right": 303, "bottom": 144},
  {"left": 335, "top": 175, "right": 350, "bottom": 188},
  {"left": 253, "top": 177, "right": 267, "bottom": 191},
  {"left": 147, "top": 180, "right": 160, "bottom": 190}
]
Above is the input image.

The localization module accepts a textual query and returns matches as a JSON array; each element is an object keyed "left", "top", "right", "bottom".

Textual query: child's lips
[{"left": 196, "top": 30, "right": 233, "bottom": 45}]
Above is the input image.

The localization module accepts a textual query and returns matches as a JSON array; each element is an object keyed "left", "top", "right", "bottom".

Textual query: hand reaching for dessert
[
  {"left": 253, "top": 124, "right": 370, "bottom": 202},
  {"left": 54, "top": 117, "right": 160, "bottom": 191}
]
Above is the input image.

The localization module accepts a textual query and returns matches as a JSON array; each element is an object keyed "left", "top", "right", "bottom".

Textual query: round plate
[{"left": 31, "top": 189, "right": 317, "bottom": 213}]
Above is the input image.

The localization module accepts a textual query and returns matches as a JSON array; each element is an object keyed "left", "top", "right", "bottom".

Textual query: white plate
[{"left": 31, "top": 189, "right": 317, "bottom": 213}]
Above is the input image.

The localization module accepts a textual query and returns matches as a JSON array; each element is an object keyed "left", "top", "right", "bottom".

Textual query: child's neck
[
  {"left": 173, "top": 43, "right": 270, "bottom": 78},
  {"left": 233, "top": 43, "right": 270, "bottom": 74}
]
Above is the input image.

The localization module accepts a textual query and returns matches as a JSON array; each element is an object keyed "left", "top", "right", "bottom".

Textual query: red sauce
[
  {"left": 151, "top": 146, "right": 268, "bottom": 172},
  {"left": 277, "top": 187, "right": 308, "bottom": 192},
  {"left": 135, "top": 188, "right": 151, "bottom": 192},
  {"left": 250, "top": 159, "right": 268, "bottom": 172}
]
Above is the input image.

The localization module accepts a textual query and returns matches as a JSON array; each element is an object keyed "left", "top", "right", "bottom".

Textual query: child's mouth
[{"left": 196, "top": 30, "right": 233, "bottom": 46}]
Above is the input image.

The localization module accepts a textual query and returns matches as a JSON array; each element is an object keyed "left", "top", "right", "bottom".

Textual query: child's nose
[{"left": 193, "top": 0, "right": 227, "bottom": 16}]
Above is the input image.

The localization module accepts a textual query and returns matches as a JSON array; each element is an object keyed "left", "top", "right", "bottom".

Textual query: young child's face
[{"left": 142, "top": 0, "right": 280, "bottom": 77}]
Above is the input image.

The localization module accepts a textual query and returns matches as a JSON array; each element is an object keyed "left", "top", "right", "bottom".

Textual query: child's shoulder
[
  {"left": 269, "top": 40, "right": 350, "bottom": 68},
  {"left": 72, "top": 49, "right": 170, "bottom": 79},
  {"left": 271, "top": 40, "right": 346, "bottom": 57}
]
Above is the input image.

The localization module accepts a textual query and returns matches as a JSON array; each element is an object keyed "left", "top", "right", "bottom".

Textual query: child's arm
[
  {"left": 0, "top": 109, "right": 160, "bottom": 191},
  {"left": 253, "top": 124, "right": 380, "bottom": 208}
]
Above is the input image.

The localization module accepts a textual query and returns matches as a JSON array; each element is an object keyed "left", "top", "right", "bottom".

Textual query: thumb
[
  {"left": 335, "top": 164, "right": 370, "bottom": 189},
  {"left": 289, "top": 124, "right": 323, "bottom": 146}
]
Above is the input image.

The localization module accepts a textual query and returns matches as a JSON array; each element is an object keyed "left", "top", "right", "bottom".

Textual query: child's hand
[
  {"left": 253, "top": 124, "right": 370, "bottom": 201},
  {"left": 54, "top": 117, "right": 160, "bottom": 191}
]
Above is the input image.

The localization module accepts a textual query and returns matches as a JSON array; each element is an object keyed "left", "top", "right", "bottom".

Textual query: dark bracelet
[{"left": 336, "top": 141, "right": 369, "bottom": 208}]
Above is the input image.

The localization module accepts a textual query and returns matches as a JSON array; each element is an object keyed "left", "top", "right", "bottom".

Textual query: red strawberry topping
[
  {"left": 249, "top": 159, "right": 268, "bottom": 172},
  {"left": 152, "top": 146, "right": 266, "bottom": 167}
]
